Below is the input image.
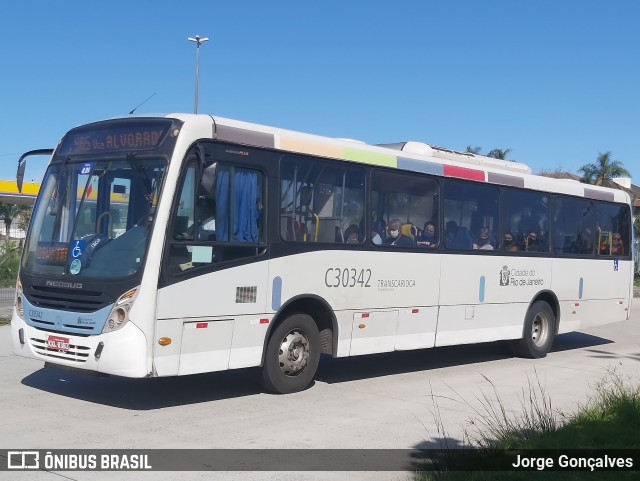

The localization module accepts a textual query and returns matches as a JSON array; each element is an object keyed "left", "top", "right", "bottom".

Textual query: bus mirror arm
[{"left": 16, "top": 149, "right": 54, "bottom": 193}]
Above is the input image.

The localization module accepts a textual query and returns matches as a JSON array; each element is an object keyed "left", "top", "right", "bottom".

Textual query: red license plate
[{"left": 47, "top": 335, "right": 70, "bottom": 352}]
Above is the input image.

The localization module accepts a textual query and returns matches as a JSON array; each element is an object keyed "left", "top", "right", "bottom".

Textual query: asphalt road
[{"left": 1, "top": 301, "right": 639, "bottom": 481}]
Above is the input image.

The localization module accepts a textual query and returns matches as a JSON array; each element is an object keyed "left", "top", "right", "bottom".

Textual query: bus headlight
[
  {"left": 15, "top": 278, "right": 24, "bottom": 320},
  {"left": 102, "top": 287, "right": 139, "bottom": 333}
]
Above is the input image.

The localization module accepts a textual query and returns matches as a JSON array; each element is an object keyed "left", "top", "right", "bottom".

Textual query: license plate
[{"left": 47, "top": 335, "right": 70, "bottom": 352}]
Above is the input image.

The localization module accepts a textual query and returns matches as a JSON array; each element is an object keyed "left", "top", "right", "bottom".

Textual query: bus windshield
[{"left": 21, "top": 157, "right": 167, "bottom": 278}]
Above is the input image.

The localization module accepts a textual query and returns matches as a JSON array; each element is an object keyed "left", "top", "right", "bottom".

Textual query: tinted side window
[
  {"left": 596, "top": 202, "right": 630, "bottom": 257},
  {"left": 503, "top": 190, "right": 550, "bottom": 253},
  {"left": 371, "top": 171, "right": 439, "bottom": 248},
  {"left": 280, "top": 156, "right": 365, "bottom": 244},
  {"left": 443, "top": 180, "right": 500, "bottom": 251},
  {"left": 553, "top": 197, "right": 595, "bottom": 255}
]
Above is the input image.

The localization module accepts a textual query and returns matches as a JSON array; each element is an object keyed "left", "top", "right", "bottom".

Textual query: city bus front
[{"left": 12, "top": 118, "right": 180, "bottom": 376}]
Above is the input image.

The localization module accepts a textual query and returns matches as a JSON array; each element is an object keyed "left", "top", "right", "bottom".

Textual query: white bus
[{"left": 12, "top": 114, "right": 633, "bottom": 393}]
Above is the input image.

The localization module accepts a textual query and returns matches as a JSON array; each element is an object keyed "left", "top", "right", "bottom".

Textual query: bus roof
[{"left": 73, "top": 113, "right": 634, "bottom": 206}]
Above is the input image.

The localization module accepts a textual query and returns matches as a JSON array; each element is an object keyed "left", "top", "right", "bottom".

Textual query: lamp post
[{"left": 188, "top": 34, "right": 209, "bottom": 114}]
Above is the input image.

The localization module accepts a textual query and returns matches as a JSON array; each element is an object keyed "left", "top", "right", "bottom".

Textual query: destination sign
[{"left": 59, "top": 121, "right": 172, "bottom": 155}]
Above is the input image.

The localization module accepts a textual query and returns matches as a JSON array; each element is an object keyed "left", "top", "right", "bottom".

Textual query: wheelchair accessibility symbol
[{"left": 71, "top": 240, "right": 84, "bottom": 258}]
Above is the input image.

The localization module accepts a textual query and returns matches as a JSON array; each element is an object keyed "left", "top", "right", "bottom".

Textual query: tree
[
  {"left": 578, "top": 151, "right": 631, "bottom": 187},
  {"left": 487, "top": 148, "right": 512, "bottom": 160},
  {"left": 466, "top": 145, "right": 482, "bottom": 155},
  {"left": 0, "top": 204, "right": 20, "bottom": 243}
]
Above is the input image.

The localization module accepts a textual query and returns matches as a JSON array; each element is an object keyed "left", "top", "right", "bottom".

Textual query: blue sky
[{"left": 1, "top": 1, "right": 638, "bottom": 184}]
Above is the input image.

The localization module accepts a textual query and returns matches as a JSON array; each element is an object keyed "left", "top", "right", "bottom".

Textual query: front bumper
[{"left": 11, "top": 311, "right": 150, "bottom": 377}]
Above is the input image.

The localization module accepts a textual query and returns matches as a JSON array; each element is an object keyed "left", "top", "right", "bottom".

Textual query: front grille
[
  {"left": 30, "top": 338, "right": 91, "bottom": 363},
  {"left": 25, "top": 285, "right": 113, "bottom": 313}
]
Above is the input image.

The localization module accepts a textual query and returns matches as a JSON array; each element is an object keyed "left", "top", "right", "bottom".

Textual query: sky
[{"left": 1, "top": 0, "right": 639, "bottom": 185}]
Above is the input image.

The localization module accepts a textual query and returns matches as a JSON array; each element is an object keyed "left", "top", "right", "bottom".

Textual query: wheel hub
[{"left": 278, "top": 329, "right": 310, "bottom": 377}]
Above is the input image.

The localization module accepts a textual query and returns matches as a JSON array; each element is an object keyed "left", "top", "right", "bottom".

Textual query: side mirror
[{"left": 16, "top": 149, "right": 54, "bottom": 192}]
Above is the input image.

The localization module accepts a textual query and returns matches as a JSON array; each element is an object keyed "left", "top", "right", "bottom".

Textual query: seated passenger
[
  {"left": 524, "top": 231, "right": 540, "bottom": 252},
  {"left": 344, "top": 224, "right": 361, "bottom": 244},
  {"left": 602, "top": 232, "right": 625, "bottom": 255},
  {"left": 473, "top": 227, "right": 494, "bottom": 250},
  {"left": 416, "top": 221, "right": 437, "bottom": 247},
  {"left": 503, "top": 233, "right": 518, "bottom": 252},
  {"left": 385, "top": 218, "right": 414, "bottom": 247}
]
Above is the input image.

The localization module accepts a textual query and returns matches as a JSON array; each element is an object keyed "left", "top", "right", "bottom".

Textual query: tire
[
  {"left": 514, "top": 300, "right": 556, "bottom": 359},
  {"left": 261, "top": 314, "right": 320, "bottom": 394}
]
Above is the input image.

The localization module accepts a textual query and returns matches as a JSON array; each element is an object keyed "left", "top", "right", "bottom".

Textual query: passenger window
[
  {"left": 443, "top": 180, "right": 499, "bottom": 251},
  {"left": 280, "top": 156, "right": 364, "bottom": 244},
  {"left": 596, "top": 202, "right": 630, "bottom": 257},
  {"left": 503, "top": 190, "right": 549, "bottom": 253},
  {"left": 167, "top": 150, "right": 265, "bottom": 274},
  {"left": 371, "top": 171, "right": 439, "bottom": 248},
  {"left": 553, "top": 197, "right": 595, "bottom": 255}
]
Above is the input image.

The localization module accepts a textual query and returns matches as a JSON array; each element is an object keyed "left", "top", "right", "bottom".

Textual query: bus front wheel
[
  {"left": 261, "top": 313, "right": 320, "bottom": 394},
  {"left": 514, "top": 301, "right": 556, "bottom": 359}
]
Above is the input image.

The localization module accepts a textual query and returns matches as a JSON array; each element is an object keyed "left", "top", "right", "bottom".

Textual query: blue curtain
[
  {"left": 215, "top": 168, "right": 259, "bottom": 242},
  {"left": 233, "top": 169, "right": 259, "bottom": 242}
]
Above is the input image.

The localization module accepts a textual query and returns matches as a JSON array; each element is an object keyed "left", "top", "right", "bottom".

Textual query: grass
[
  {"left": 415, "top": 368, "right": 640, "bottom": 480},
  {"left": 0, "top": 317, "right": 10, "bottom": 326}
]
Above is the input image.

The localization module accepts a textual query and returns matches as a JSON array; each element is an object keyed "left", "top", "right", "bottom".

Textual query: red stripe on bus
[{"left": 443, "top": 165, "right": 485, "bottom": 181}]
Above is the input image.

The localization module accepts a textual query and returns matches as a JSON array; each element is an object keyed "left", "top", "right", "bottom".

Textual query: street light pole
[{"left": 188, "top": 34, "right": 209, "bottom": 114}]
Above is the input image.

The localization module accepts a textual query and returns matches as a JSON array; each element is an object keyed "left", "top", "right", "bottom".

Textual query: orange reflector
[
  {"left": 358, "top": 324, "right": 366, "bottom": 329},
  {"left": 572, "top": 311, "right": 576, "bottom": 314},
  {"left": 158, "top": 337, "right": 172, "bottom": 346},
  {"left": 260, "top": 318, "right": 269, "bottom": 324}
]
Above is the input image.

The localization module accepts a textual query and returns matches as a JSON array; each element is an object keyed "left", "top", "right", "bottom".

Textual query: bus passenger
[
  {"left": 473, "top": 227, "right": 494, "bottom": 250},
  {"left": 611, "top": 233, "right": 625, "bottom": 255},
  {"left": 601, "top": 232, "right": 625, "bottom": 255},
  {"left": 503, "top": 233, "right": 518, "bottom": 252},
  {"left": 524, "top": 231, "right": 540, "bottom": 252},
  {"left": 416, "top": 221, "right": 437, "bottom": 247},
  {"left": 386, "top": 219, "right": 413, "bottom": 246},
  {"left": 344, "top": 224, "right": 361, "bottom": 244}
]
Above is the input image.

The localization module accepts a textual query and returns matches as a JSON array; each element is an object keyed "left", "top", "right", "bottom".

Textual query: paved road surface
[{"left": 1, "top": 301, "right": 639, "bottom": 480}]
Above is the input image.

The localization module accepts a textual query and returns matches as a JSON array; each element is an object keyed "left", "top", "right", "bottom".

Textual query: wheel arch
[
  {"left": 525, "top": 290, "right": 560, "bottom": 336},
  {"left": 261, "top": 294, "right": 338, "bottom": 366}
]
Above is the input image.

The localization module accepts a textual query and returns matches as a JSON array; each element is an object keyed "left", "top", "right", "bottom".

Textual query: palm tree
[
  {"left": 0, "top": 204, "right": 20, "bottom": 243},
  {"left": 466, "top": 145, "right": 482, "bottom": 155},
  {"left": 487, "top": 148, "right": 512, "bottom": 160},
  {"left": 578, "top": 151, "right": 631, "bottom": 187}
]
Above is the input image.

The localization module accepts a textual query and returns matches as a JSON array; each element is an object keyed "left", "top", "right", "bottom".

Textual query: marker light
[{"left": 158, "top": 337, "right": 172, "bottom": 346}]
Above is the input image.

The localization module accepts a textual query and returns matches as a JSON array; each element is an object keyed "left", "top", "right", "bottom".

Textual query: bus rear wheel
[
  {"left": 261, "top": 314, "right": 320, "bottom": 394},
  {"left": 514, "top": 300, "right": 556, "bottom": 358}
]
